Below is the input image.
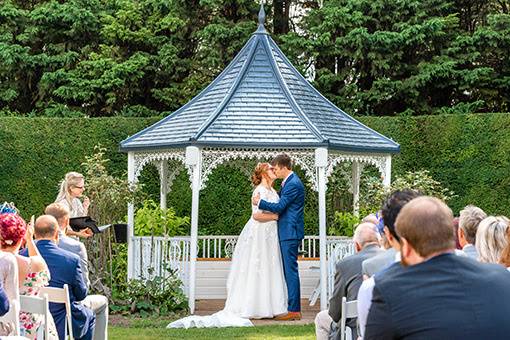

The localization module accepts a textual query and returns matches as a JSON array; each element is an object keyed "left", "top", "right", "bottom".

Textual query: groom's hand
[{"left": 252, "top": 192, "right": 261, "bottom": 206}]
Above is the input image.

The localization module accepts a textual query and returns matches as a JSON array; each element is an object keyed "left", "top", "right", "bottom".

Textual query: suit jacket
[
  {"left": 365, "top": 253, "right": 510, "bottom": 340},
  {"left": 58, "top": 231, "right": 90, "bottom": 288},
  {"left": 362, "top": 247, "right": 397, "bottom": 278},
  {"left": 30, "top": 240, "right": 94, "bottom": 340},
  {"left": 328, "top": 244, "right": 382, "bottom": 339},
  {"left": 258, "top": 172, "right": 305, "bottom": 241}
]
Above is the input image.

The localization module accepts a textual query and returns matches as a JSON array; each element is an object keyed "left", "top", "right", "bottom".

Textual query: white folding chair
[
  {"left": 40, "top": 284, "right": 74, "bottom": 340},
  {"left": 20, "top": 294, "right": 50, "bottom": 339},
  {"left": 340, "top": 297, "right": 357, "bottom": 340},
  {"left": 0, "top": 298, "right": 20, "bottom": 336}
]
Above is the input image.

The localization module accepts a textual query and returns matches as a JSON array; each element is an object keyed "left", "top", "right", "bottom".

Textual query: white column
[
  {"left": 351, "top": 161, "right": 361, "bottom": 217},
  {"left": 127, "top": 152, "right": 135, "bottom": 280},
  {"left": 186, "top": 146, "right": 201, "bottom": 313},
  {"left": 315, "top": 147, "right": 328, "bottom": 310},
  {"left": 159, "top": 160, "right": 168, "bottom": 210},
  {"left": 383, "top": 155, "right": 392, "bottom": 187}
]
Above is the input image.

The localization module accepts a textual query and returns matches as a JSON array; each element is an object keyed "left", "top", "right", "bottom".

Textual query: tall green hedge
[
  {"left": 1, "top": 114, "right": 509, "bottom": 234},
  {"left": 0, "top": 117, "right": 157, "bottom": 217},
  {"left": 358, "top": 113, "right": 510, "bottom": 215}
]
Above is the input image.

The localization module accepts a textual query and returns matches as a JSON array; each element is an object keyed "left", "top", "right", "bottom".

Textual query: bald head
[
  {"left": 353, "top": 222, "right": 379, "bottom": 249},
  {"left": 34, "top": 215, "right": 59, "bottom": 240},
  {"left": 396, "top": 196, "right": 455, "bottom": 257},
  {"left": 362, "top": 214, "right": 379, "bottom": 226}
]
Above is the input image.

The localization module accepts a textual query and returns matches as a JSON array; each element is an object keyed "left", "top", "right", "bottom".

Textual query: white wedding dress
[{"left": 168, "top": 185, "right": 288, "bottom": 328}]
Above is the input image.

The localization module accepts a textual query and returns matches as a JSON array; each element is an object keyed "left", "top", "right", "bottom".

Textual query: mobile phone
[{"left": 30, "top": 215, "right": 35, "bottom": 226}]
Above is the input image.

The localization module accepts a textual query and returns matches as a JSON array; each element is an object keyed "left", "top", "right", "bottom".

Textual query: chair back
[
  {"left": 340, "top": 297, "right": 358, "bottom": 340},
  {"left": 40, "top": 284, "right": 74, "bottom": 340},
  {"left": 0, "top": 299, "right": 20, "bottom": 336},
  {"left": 20, "top": 294, "right": 50, "bottom": 340}
]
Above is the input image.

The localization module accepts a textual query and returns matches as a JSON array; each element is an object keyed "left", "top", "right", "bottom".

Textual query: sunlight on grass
[{"left": 109, "top": 324, "right": 315, "bottom": 340}]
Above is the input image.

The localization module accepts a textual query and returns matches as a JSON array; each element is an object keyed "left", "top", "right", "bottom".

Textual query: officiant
[{"left": 55, "top": 171, "right": 93, "bottom": 238}]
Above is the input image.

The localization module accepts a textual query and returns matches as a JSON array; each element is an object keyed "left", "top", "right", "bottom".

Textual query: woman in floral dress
[{"left": 0, "top": 213, "right": 58, "bottom": 339}]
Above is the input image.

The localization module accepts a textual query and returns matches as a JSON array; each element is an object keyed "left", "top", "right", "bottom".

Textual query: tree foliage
[
  {"left": 280, "top": 0, "right": 510, "bottom": 115},
  {"left": 0, "top": 0, "right": 509, "bottom": 116}
]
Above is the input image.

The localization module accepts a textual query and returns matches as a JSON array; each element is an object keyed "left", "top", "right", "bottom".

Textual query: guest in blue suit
[
  {"left": 26, "top": 215, "right": 95, "bottom": 340},
  {"left": 253, "top": 154, "right": 305, "bottom": 320}
]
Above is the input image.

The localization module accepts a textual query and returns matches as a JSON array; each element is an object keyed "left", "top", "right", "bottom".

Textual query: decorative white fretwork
[
  {"left": 131, "top": 148, "right": 392, "bottom": 191},
  {"left": 326, "top": 152, "right": 389, "bottom": 184},
  {"left": 200, "top": 148, "right": 317, "bottom": 190},
  {"left": 224, "top": 238, "right": 238, "bottom": 258},
  {"left": 133, "top": 150, "right": 188, "bottom": 182}
]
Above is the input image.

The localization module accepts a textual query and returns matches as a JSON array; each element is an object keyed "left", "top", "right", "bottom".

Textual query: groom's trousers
[{"left": 280, "top": 239, "right": 301, "bottom": 312}]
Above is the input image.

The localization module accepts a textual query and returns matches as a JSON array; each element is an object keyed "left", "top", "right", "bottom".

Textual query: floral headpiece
[
  {"left": 0, "top": 205, "right": 26, "bottom": 247},
  {"left": 0, "top": 202, "right": 18, "bottom": 215}
]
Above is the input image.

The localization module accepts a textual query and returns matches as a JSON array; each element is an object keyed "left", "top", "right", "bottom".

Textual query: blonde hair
[
  {"left": 459, "top": 205, "right": 486, "bottom": 244},
  {"left": 56, "top": 172, "right": 84, "bottom": 207},
  {"left": 476, "top": 216, "right": 509, "bottom": 263}
]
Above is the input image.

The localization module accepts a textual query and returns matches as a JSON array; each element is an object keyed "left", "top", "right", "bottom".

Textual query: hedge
[
  {"left": 1, "top": 114, "right": 509, "bottom": 235},
  {"left": 0, "top": 117, "right": 157, "bottom": 218}
]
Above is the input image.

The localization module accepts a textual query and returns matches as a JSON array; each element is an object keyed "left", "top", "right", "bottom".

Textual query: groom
[{"left": 253, "top": 154, "right": 305, "bottom": 320}]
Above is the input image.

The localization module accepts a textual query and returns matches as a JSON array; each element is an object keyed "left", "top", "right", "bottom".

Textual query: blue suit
[
  {"left": 22, "top": 240, "right": 95, "bottom": 340},
  {"left": 259, "top": 172, "right": 305, "bottom": 312}
]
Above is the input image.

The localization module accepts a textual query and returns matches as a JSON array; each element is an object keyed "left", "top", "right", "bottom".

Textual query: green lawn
[{"left": 109, "top": 317, "right": 315, "bottom": 340}]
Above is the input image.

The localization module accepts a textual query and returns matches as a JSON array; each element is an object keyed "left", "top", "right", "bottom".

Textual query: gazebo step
[{"left": 195, "top": 260, "right": 320, "bottom": 299}]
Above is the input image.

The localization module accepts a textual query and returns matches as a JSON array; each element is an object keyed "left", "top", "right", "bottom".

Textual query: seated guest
[
  {"left": 0, "top": 284, "right": 8, "bottom": 316},
  {"left": 0, "top": 213, "right": 58, "bottom": 339},
  {"left": 357, "top": 190, "right": 420, "bottom": 339},
  {"left": 500, "top": 225, "right": 510, "bottom": 270},
  {"left": 362, "top": 218, "right": 392, "bottom": 279},
  {"left": 45, "top": 203, "right": 108, "bottom": 340},
  {"left": 457, "top": 205, "right": 486, "bottom": 259},
  {"left": 29, "top": 215, "right": 95, "bottom": 340},
  {"left": 362, "top": 190, "right": 421, "bottom": 279},
  {"left": 364, "top": 197, "right": 510, "bottom": 340},
  {"left": 315, "top": 223, "right": 382, "bottom": 340},
  {"left": 476, "top": 216, "right": 509, "bottom": 264},
  {"left": 0, "top": 249, "right": 18, "bottom": 336},
  {"left": 45, "top": 204, "right": 90, "bottom": 286}
]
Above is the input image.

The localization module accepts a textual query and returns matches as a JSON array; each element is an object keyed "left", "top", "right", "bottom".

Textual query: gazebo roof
[{"left": 120, "top": 6, "right": 399, "bottom": 154}]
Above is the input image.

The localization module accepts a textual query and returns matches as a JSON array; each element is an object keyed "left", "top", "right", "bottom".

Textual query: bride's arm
[{"left": 252, "top": 212, "right": 278, "bottom": 222}]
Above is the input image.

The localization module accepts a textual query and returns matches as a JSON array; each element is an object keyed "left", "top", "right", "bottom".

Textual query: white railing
[
  {"left": 132, "top": 235, "right": 355, "bottom": 297},
  {"left": 196, "top": 235, "right": 352, "bottom": 259},
  {"left": 132, "top": 236, "right": 191, "bottom": 293}
]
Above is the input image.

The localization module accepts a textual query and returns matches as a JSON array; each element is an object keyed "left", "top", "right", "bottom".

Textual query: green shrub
[
  {"left": 111, "top": 266, "right": 188, "bottom": 317},
  {"left": 329, "top": 212, "right": 361, "bottom": 237},
  {"left": 134, "top": 199, "right": 189, "bottom": 236},
  {"left": 81, "top": 145, "right": 144, "bottom": 296},
  {"left": 360, "top": 170, "right": 455, "bottom": 213}
]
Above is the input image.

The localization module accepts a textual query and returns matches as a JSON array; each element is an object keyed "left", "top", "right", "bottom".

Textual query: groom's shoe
[{"left": 275, "top": 312, "right": 302, "bottom": 321}]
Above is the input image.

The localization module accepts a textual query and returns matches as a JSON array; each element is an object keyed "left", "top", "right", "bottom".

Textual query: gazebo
[{"left": 120, "top": 5, "right": 399, "bottom": 312}]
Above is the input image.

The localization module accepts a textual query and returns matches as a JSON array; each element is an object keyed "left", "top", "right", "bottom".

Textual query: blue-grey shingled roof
[{"left": 120, "top": 7, "right": 399, "bottom": 154}]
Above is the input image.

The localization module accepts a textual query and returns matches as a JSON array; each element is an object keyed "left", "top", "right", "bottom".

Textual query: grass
[{"left": 109, "top": 316, "right": 315, "bottom": 340}]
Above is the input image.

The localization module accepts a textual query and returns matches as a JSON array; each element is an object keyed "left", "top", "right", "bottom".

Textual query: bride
[{"left": 168, "top": 163, "right": 288, "bottom": 328}]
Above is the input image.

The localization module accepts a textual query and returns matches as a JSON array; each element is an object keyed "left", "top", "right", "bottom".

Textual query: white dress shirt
[
  {"left": 357, "top": 251, "right": 400, "bottom": 339},
  {"left": 281, "top": 171, "right": 294, "bottom": 188}
]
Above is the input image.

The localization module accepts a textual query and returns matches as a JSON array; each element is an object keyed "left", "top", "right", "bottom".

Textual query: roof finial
[
  {"left": 258, "top": 1, "right": 266, "bottom": 26},
  {"left": 256, "top": 1, "right": 267, "bottom": 33}
]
